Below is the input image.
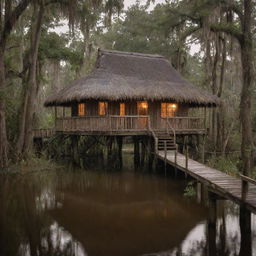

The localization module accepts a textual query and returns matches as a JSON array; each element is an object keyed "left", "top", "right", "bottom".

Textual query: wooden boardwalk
[{"left": 156, "top": 150, "right": 256, "bottom": 214}]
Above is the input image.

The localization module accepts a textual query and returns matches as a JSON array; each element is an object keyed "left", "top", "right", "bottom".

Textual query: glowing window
[
  {"left": 99, "top": 102, "right": 108, "bottom": 115},
  {"left": 161, "top": 103, "right": 177, "bottom": 117},
  {"left": 137, "top": 101, "right": 148, "bottom": 115},
  {"left": 78, "top": 103, "right": 85, "bottom": 116},
  {"left": 120, "top": 103, "right": 125, "bottom": 116}
]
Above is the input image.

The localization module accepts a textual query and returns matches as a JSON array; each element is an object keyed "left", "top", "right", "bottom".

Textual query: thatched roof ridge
[{"left": 45, "top": 49, "right": 219, "bottom": 107}]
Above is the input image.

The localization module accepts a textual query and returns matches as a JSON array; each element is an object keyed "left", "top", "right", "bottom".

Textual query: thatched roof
[{"left": 45, "top": 49, "right": 218, "bottom": 107}]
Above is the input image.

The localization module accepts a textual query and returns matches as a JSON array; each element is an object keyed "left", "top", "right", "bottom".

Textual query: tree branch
[
  {"left": 0, "top": 0, "right": 31, "bottom": 47},
  {"left": 210, "top": 23, "right": 243, "bottom": 43},
  {"left": 219, "top": 0, "right": 244, "bottom": 24},
  {"left": 180, "top": 25, "right": 201, "bottom": 41}
]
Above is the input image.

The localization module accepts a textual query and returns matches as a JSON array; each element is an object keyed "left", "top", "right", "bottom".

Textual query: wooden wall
[{"left": 68, "top": 100, "right": 190, "bottom": 128}]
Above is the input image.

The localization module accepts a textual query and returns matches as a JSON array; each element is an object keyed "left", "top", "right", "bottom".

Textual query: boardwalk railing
[{"left": 240, "top": 174, "right": 256, "bottom": 200}]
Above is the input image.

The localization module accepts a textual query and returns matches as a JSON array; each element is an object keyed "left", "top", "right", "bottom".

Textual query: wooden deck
[
  {"left": 33, "top": 129, "right": 56, "bottom": 138},
  {"left": 33, "top": 115, "right": 206, "bottom": 138},
  {"left": 55, "top": 116, "right": 206, "bottom": 135},
  {"left": 156, "top": 151, "right": 256, "bottom": 214}
]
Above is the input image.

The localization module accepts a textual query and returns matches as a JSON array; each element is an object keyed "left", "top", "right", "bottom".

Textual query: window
[
  {"left": 99, "top": 101, "right": 108, "bottom": 115},
  {"left": 137, "top": 101, "right": 148, "bottom": 115},
  {"left": 78, "top": 103, "right": 85, "bottom": 116},
  {"left": 120, "top": 103, "right": 125, "bottom": 116},
  {"left": 161, "top": 103, "right": 177, "bottom": 118}
]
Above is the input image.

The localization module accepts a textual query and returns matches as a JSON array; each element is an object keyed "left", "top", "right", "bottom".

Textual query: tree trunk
[
  {"left": 0, "top": 45, "right": 8, "bottom": 168},
  {"left": 239, "top": 0, "right": 254, "bottom": 176},
  {"left": 16, "top": 2, "right": 44, "bottom": 158}
]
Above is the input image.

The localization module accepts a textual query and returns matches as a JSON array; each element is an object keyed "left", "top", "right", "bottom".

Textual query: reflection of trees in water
[
  {"left": 19, "top": 222, "right": 85, "bottom": 256},
  {"left": 0, "top": 173, "right": 84, "bottom": 256},
  {"left": 1, "top": 171, "right": 255, "bottom": 256},
  {"left": 143, "top": 199, "right": 253, "bottom": 256}
]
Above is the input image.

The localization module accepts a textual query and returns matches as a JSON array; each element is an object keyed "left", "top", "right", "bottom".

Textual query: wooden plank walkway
[{"left": 156, "top": 150, "right": 256, "bottom": 214}]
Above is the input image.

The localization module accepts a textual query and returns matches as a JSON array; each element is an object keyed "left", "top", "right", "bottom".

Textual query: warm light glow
[
  {"left": 78, "top": 103, "right": 85, "bottom": 116},
  {"left": 137, "top": 101, "right": 148, "bottom": 115},
  {"left": 120, "top": 103, "right": 125, "bottom": 116},
  {"left": 161, "top": 103, "right": 177, "bottom": 117},
  {"left": 141, "top": 102, "right": 148, "bottom": 109},
  {"left": 171, "top": 104, "right": 177, "bottom": 109},
  {"left": 99, "top": 102, "right": 108, "bottom": 115}
]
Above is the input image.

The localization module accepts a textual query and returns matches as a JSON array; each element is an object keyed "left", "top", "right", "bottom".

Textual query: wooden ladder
[{"left": 154, "top": 131, "right": 176, "bottom": 151}]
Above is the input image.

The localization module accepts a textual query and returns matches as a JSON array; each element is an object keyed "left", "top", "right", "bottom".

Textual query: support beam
[
  {"left": 140, "top": 136, "right": 146, "bottom": 167},
  {"left": 133, "top": 136, "right": 140, "bottom": 169},
  {"left": 239, "top": 206, "right": 252, "bottom": 256},
  {"left": 107, "top": 136, "right": 113, "bottom": 161},
  {"left": 207, "top": 192, "right": 217, "bottom": 256},
  {"left": 71, "top": 135, "right": 79, "bottom": 165},
  {"left": 117, "top": 136, "right": 123, "bottom": 169}
]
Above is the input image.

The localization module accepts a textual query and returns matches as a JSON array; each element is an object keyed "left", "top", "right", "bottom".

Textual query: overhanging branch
[
  {"left": 1, "top": 0, "right": 31, "bottom": 47},
  {"left": 210, "top": 23, "right": 243, "bottom": 43}
]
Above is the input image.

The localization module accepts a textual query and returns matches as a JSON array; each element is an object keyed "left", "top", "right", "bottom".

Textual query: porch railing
[
  {"left": 55, "top": 115, "right": 205, "bottom": 132},
  {"left": 56, "top": 115, "right": 150, "bottom": 132},
  {"left": 161, "top": 117, "right": 205, "bottom": 130}
]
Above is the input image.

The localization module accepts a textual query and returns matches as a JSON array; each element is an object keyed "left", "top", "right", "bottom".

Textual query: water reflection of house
[{"left": 50, "top": 176, "right": 207, "bottom": 256}]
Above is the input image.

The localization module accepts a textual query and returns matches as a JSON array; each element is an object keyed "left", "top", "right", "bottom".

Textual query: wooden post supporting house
[
  {"left": 239, "top": 205, "right": 252, "bottom": 255},
  {"left": 71, "top": 135, "right": 79, "bottom": 165},
  {"left": 140, "top": 136, "right": 146, "bottom": 167},
  {"left": 117, "top": 136, "right": 123, "bottom": 168},
  {"left": 207, "top": 192, "right": 217, "bottom": 256},
  {"left": 148, "top": 137, "right": 155, "bottom": 171},
  {"left": 133, "top": 136, "right": 140, "bottom": 169},
  {"left": 107, "top": 136, "right": 113, "bottom": 162}
]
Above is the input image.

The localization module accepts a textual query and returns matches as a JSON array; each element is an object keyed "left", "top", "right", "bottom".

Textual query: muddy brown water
[{"left": 0, "top": 154, "right": 255, "bottom": 256}]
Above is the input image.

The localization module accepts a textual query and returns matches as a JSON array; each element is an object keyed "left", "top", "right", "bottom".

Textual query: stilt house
[{"left": 45, "top": 49, "right": 217, "bottom": 137}]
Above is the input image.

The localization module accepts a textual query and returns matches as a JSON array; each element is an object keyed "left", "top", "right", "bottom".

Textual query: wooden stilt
[
  {"left": 185, "top": 141, "right": 188, "bottom": 179},
  {"left": 133, "top": 136, "right": 140, "bottom": 169},
  {"left": 207, "top": 192, "right": 217, "bottom": 256},
  {"left": 117, "top": 136, "right": 123, "bottom": 168},
  {"left": 140, "top": 136, "right": 146, "bottom": 167},
  {"left": 202, "top": 134, "right": 206, "bottom": 164},
  {"left": 72, "top": 135, "right": 79, "bottom": 165},
  {"left": 239, "top": 205, "right": 252, "bottom": 256},
  {"left": 197, "top": 182, "right": 202, "bottom": 203},
  {"left": 107, "top": 136, "right": 113, "bottom": 161},
  {"left": 164, "top": 140, "right": 167, "bottom": 176},
  {"left": 148, "top": 137, "right": 155, "bottom": 171}
]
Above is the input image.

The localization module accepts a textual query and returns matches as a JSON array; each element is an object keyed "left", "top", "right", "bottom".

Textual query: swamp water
[{"left": 0, "top": 153, "right": 256, "bottom": 256}]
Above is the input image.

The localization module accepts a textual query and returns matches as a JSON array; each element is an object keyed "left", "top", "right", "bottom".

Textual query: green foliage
[
  {"left": 97, "top": 3, "right": 186, "bottom": 67},
  {"left": 206, "top": 155, "right": 239, "bottom": 176},
  {"left": 184, "top": 181, "right": 196, "bottom": 198}
]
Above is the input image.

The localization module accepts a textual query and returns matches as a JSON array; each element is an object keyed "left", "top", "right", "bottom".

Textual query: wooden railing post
[
  {"left": 242, "top": 180, "right": 248, "bottom": 201},
  {"left": 109, "top": 115, "right": 111, "bottom": 131},
  {"left": 54, "top": 107, "right": 57, "bottom": 128},
  {"left": 185, "top": 143, "right": 188, "bottom": 173},
  {"left": 175, "top": 144, "right": 177, "bottom": 176},
  {"left": 204, "top": 107, "right": 207, "bottom": 130},
  {"left": 239, "top": 174, "right": 256, "bottom": 201},
  {"left": 164, "top": 140, "right": 167, "bottom": 176},
  {"left": 147, "top": 115, "right": 150, "bottom": 131}
]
